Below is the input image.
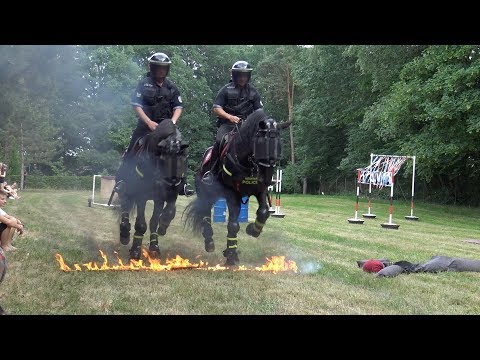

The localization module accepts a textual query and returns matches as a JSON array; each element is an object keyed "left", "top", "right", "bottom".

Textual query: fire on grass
[{"left": 55, "top": 249, "right": 298, "bottom": 274}]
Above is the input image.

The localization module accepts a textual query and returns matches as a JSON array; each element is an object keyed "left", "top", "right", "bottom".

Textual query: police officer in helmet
[
  {"left": 115, "top": 52, "right": 190, "bottom": 194},
  {"left": 203, "top": 60, "right": 264, "bottom": 184}
]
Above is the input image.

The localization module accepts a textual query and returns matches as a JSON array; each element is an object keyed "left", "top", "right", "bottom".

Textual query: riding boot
[
  {"left": 114, "top": 153, "right": 134, "bottom": 194},
  {"left": 178, "top": 177, "right": 195, "bottom": 196},
  {"left": 211, "top": 141, "right": 220, "bottom": 174},
  {"left": 202, "top": 142, "right": 220, "bottom": 185}
]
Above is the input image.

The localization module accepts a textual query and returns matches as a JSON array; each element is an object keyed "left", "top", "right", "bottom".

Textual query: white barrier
[
  {"left": 268, "top": 169, "right": 285, "bottom": 218},
  {"left": 88, "top": 175, "right": 119, "bottom": 208}
]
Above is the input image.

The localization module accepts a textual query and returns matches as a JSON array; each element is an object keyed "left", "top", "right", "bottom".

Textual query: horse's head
[
  {"left": 143, "top": 120, "right": 189, "bottom": 187},
  {"left": 220, "top": 109, "right": 290, "bottom": 183},
  {"left": 252, "top": 116, "right": 291, "bottom": 168},
  {"left": 235, "top": 109, "right": 291, "bottom": 168}
]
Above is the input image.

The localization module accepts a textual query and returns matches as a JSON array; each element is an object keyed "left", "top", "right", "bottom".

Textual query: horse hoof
[
  {"left": 205, "top": 240, "right": 215, "bottom": 252},
  {"left": 246, "top": 223, "right": 260, "bottom": 238},
  {"left": 148, "top": 243, "right": 161, "bottom": 259},
  {"left": 158, "top": 226, "right": 167, "bottom": 236},
  {"left": 120, "top": 236, "right": 130, "bottom": 245},
  {"left": 223, "top": 248, "right": 240, "bottom": 266},
  {"left": 224, "top": 258, "right": 236, "bottom": 266},
  {"left": 129, "top": 248, "right": 142, "bottom": 261},
  {"left": 224, "top": 255, "right": 240, "bottom": 266},
  {"left": 148, "top": 250, "right": 160, "bottom": 259}
]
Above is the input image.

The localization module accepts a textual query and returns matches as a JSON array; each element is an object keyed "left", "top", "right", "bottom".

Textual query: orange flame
[
  {"left": 54, "top": 250, "right": 298, "bottom": 274},
  {"left": 255, "top": 256, "right": 299, "bottom": 274}
]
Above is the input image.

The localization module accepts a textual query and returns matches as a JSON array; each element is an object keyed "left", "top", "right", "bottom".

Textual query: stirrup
[
  {"left": 183, "top": 183, "right": 195, "bottom": 196},
  {"left": 201, "top": 171, "right": 215, "bottom": 185},
  {"left": 114, "top": 180, "right": 126, "bottom": 194}
]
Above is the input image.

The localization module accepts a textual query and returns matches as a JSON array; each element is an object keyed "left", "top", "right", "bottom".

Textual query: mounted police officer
[
  {"left": 115, "top": 52, "right": 191, "bottom": 194},
  {"left": 203, "top": 60, "right": 264, "bottom": 184}
]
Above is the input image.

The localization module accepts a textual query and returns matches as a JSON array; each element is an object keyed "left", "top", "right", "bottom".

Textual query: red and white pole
[
  {"left": 355, "top": 169, "right": 360, "bottom": 219},
  {"left": 362, "top": 156, "right": 377, "bottom": 219},
  {"left": 272, "top": 169, "right": 285, "bottom": 218},
  {"left": 381, "top": 169, "right": 399, "bottom": 229},
  {"left": 405, "top": 155, "right": 419, "bottom": 220},
  {"left": 389, "top": 170, "right": 394, "bottom": 224},
  {"left": 348, "top": 169, "right": 364, "bottom": 224}
]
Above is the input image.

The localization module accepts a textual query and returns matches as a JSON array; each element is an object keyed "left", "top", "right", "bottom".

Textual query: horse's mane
[
  {"left": 235, "top": 109, "right": 268, "bottom": 151},
  {"left": 144, "top": 119, "right": 176, "bottom": 152}
]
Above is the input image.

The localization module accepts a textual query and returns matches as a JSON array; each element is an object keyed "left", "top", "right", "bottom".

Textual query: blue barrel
[
  {"left": 213, "top": 198, "right": 226, "bottom": 223},
  {"left": 213, "top": 197, "right": 249, "bottom": 223},
  {"left": 239, "top": 196, "right": 249, "bottom": 223}
]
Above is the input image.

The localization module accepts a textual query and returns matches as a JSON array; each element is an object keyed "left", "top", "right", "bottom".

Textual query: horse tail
[{"left": 183, "top": 174, "right": 222, "bottom": 235}]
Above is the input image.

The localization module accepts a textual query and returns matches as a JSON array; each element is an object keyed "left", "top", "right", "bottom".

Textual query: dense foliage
[{"left": 1, "top": 45, "right": 479, "bottom": 205}]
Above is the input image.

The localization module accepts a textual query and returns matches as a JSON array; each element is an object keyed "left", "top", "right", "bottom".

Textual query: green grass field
[{"left": 1, "top": 189, "right": 480, "bottom": 315}]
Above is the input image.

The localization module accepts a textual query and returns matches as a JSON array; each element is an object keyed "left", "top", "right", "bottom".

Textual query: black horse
[
  {"left": 114, "top": 119, "right": 189, "bottom": 261},
  {"left": 183, "top": 109, "right": 290, "bottom": 265}
]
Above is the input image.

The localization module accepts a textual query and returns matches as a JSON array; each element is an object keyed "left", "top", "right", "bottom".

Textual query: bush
[
  {"left": 281, "top": 164, "right": 302, "bottom": 194},
  {"left": 13, "top": 175, "right": 98, "bottom": 190}
]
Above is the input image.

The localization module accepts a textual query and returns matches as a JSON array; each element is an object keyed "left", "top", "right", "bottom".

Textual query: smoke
[
  {"left": 1, "top": 45, "right": 88, "bottom": 172},
  {"left": 259, "top": 226, "right": 323, "bottom": 274},
  {"left": 0, "top": 45, "right": 146, "bottom": 175},
  {"left": 298, "top": 260, "right": 323, "bottom": 274}
]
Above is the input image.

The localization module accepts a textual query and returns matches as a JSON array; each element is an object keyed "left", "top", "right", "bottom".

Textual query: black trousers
[
  {"left": 209, "top": 122, "right": 235, "bottom": 174},
  {"left": 126, "top": 123, "right": 150, "bottom": 155},
  {"left": 116, "top": 123, "right": 149, "bottom": 182},
  {"left": 216, "top": 123, "right": 235, "bottom": 143}
]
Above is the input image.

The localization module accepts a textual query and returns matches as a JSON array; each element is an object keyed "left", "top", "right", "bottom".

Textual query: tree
[
  {"left": 256, "top": 46, "right": 302, "bottom": 164},
  {"left": 293, "top": 46, "right": 376, "bottom": 193},
  {"left": 363, "top": 45, "right": 480, "bottom": 204}
]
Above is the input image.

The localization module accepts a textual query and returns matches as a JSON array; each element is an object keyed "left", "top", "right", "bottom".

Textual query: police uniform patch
[{"left": 136, "top": 92, "right": 141, "bottom": 98}]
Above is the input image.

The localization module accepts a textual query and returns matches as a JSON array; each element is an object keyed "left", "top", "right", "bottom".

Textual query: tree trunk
[
  {"left": 286, "top": 67, "right": 295, "bottom": 165},
  {"left": 303, "top": 177, "right": 307, "bottom": 194}
]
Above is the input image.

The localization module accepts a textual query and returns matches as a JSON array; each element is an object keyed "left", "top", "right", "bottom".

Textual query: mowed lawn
[{"left": 2, "top": 189, "right": 480, "bottom": 315}]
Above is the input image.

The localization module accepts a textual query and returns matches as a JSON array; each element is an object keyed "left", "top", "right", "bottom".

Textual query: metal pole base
[
  {"left": 362, "top": 213, "right": 377, "bottom": 219},
  {"left": 381, "top": 223, "right": 400, "bottom": 229},
  {"left": 348, "top": 218, "right": 364, "bottom": 224},
  {"left": 404, "top": 215, "right": 419, "bottom": 221},
  {"left": 268, "top": 208, "right": 276, "bottom": 213},
  {"left": 272, "top": 213, "right": 286, "bottom": 218}
]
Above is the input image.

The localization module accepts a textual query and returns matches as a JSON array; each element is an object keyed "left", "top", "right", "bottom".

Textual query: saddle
[
  {"left": 201, "top": 131, "right": 235, "bottom": 168},
  {"left": 132, "top": 136, "right": 147, "bottom": 156}
]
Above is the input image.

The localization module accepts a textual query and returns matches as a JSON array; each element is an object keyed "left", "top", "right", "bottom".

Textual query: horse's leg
[
  {"left": 119, "top": 195, "right": 132, "bottom": 245},
  {"left": 148, "top": 198, "right": 163, "bottom": 259},
  {"left": 185, "top": 174, "right": 215, "bottom": 252},
  {"left": 157, "top": 188, "right": 177, "bottom": 236},
  {"left": 130, "top": 198, "right": 147, "bottom": 261},
  {"left": 202, "top": 207, "right": 215, "bottom": 252},
  {"left": 246, "top": 189, "right": 271, "bottom": 238},
  {"left": 223, "top": 191, "right": 242, "bottom": 266}
]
